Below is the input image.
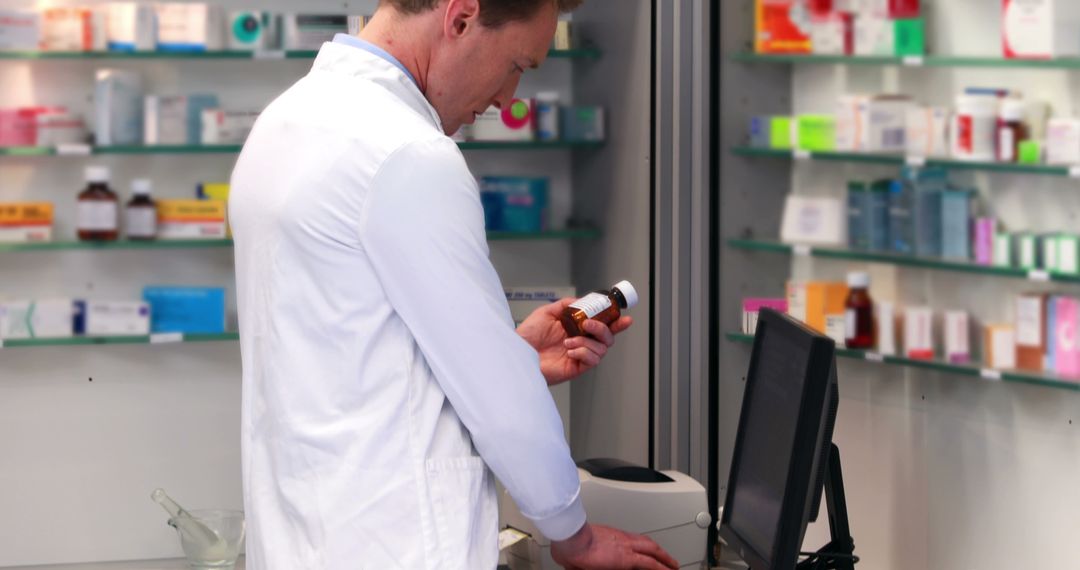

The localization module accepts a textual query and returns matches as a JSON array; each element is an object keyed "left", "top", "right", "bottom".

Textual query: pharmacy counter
[{"left": 6, "top": 559, "right": 244, "bottom": 570}]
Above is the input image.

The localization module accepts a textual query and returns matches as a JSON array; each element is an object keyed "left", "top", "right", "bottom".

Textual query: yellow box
[
  {"left": 787, "top": 281, "right": 849, "bottom": 334},
  {"left": 198, "top": 183, "right": 230, "bottom": 202},
  {"left": 0, "top": 202, "right": 54, "bottom": 243},
  {"left": 0, "top": 202, "right": 53, "bottom": 225},
  {"left": 157, "top": 200, "right": 226, "bottom": 222}
]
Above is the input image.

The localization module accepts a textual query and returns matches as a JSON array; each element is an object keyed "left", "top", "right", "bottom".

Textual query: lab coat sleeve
[{"left": 358, "top": 137, "right": 586, "bottom": 542}]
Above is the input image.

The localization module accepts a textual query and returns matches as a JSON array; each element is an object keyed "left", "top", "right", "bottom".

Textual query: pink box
[
  {"left": 1054, "top": 296, "right": 1080, "bottom": 379},
  {"left": 743, "top": 298, "right": 789, "bottom": 334},
  {"left": 975, "top": 218, "right": 996, "bottom": 266}
]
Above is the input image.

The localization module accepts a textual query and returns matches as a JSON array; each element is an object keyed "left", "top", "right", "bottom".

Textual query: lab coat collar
[{"left": 312, "top": 41, "right": 445, "bottom": 133}]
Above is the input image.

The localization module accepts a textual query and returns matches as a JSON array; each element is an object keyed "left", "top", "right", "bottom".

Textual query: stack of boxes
[{"left": 754, "top": 0, "right": 925, "bottom": 57}]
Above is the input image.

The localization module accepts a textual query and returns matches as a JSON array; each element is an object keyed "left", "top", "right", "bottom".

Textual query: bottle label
[
  {"left": 127, "top": 208, "right": 157, "bottom": 238},
  {"left": 845, "top": 309, "right": 857, "bottom": 340},
  {"left": 77, "top": 201, "right": 118, "bottom": 232},
  {"left": 570, "top": 293, "right": 612, "bottom": 319},
  {"left": 1000, "top": 128, "right": 1015, "bottom": 162}
]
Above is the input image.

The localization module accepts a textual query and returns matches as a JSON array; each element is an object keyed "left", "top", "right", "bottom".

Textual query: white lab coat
[{"left": 229, "top": 41, "right": 585, "bottom": 569}]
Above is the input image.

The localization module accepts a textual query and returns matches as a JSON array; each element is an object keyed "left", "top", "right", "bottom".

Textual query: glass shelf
[
  {"left": 725, "top": 332, "right": 1080, "bottom": 392},
  {"left": 731, "top": 146, "right": 1077, "bottom": 177},
  {"left": 0, "top": 141, "right": 604, "bottom": 157},
  {"left": 0, "top": 48, "right": 600, "bottom": 61},
  {"left": 0, "top": 230, "right": 601, "bottom": 254},
  {"left": 733, "top": 52, "right": 1080, "bottom": 70},
  {"left": 0, "top": 332, "right": 240, "bottom": 349},
  {"left": 727, "top": 238, "right": 1080, "bottom": 285}
]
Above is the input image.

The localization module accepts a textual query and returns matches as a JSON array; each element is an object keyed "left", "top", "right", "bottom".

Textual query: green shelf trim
[
  {"left": 727, "top": 238, "right": 1080, "bottom": 284},
  {"left": 732, "top": 52, "right": 1080, "bottom": 70},
  {"left": 731, "top": 146, "right": 1076, "bottom": 176},
  {"left": 0, "top": 48, "right": 598, "bottom": 61},
  {"left": 1, "top": 332, "right": 240, "bottom": 349},
  {"left": 1, "top": 141, "right": 604, "bottom": 157},
  {"left": 0, "top": 230, "right": 600, "bottom": 254},
  {"left": 725, "top": 333, "right": 1080, "bottom": 392}
]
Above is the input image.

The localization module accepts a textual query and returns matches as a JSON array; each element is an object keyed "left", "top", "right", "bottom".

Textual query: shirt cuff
[{"left": 531, "top": 491, "right": 587, "bottom": 542}]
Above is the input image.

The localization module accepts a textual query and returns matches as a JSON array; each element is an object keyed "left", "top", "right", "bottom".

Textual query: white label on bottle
[
  {"left": 845, "top": 309, "right": 857, "bottom": 341},
  {"left": 570, "top": 293, "right": 613, "bottom": 319},
  {"left": 77, "top": 201, "right": 119, "bottom": 232},
  {"left": 127, "top": 208, "right": 157, "bottom": 238},
  {"left": 1000, "top": 129, "right": 1015, "bottom": 162}
]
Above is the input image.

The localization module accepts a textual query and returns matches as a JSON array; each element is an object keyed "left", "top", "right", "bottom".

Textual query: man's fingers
[
  {"left": 581, "top": 319, "right": 616, "bottom": 346},
  {"left": 631, "top": 553, "right": 674, "bottom": 570},
  {"left": 632, "top": 537, "right": 680, "bottom": 569},
  {"left": 610, "top": 316, "right": 634, "bottom": 335},
  {"left": 568, "top": 347, "right": 601, "bottom": 367}
]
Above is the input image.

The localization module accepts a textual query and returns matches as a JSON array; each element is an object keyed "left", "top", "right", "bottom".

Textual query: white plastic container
[
  {"left": 94, "top": 69, "right": 143, "bottom": 146},
  {"left": 950, "top": 95, "right": 998, "bottom": 161}
]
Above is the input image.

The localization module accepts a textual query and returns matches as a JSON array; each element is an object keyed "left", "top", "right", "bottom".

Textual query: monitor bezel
[{"left": 718, "top": 308, "right": 838, "bottom": 569}]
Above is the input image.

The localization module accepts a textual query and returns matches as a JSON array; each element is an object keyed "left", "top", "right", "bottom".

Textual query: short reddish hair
[{"left": 380, "top": 0, "right": 583, "bottom": 27}]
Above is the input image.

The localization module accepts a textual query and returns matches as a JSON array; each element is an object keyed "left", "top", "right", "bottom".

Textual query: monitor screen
[{"left": 719, "top": 309, "right": 838, "bottom": 570}]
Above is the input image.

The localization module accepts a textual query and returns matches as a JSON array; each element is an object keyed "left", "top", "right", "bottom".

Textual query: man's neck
[{"left": 358, "top": 10, "right": 433, "bottom": 93}]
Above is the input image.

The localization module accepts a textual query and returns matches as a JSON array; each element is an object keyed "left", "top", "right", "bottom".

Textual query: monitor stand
[{"left": 796, "top": 444, "right": 857, "bottom": 570}]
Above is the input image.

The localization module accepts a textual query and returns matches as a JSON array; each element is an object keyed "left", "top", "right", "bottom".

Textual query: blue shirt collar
[{"left": 333, "top": 33, "right": 418, "bottom": 87}]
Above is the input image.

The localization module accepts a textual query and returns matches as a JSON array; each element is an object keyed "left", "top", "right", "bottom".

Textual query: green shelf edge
[
  {"left": 0, "top": 230, "right": 601, "bottom": 253},
  {"left": 727, "top": 238, "right": 1080, "bottom": 284},
  {"left": 1, "top": 141, "right": 604, "bottom": 157},
  {"left": 732, "top": 52, "right": 1080, "bottom": 70},
  {"left": 0, "top": 48, "right": 599, "bottom": 61},
  {"left": 724, "top": 333, "right": 1080, "bottom": 392},
  {"left": 1, "top": 332, "right": 240, "bottom": 349},
  {"left": 731, "top": 146, "right": 1075, "bottom": 176}
]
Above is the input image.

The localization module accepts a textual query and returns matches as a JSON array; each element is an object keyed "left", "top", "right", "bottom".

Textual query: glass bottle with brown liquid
[
  {"left": 561, "top": 280, "right": 638, "bottom": 338},
  {"left": 125, "top": 179, "right": 157, "bottom": 241},
  {"left": 844, "top": 271, "right": 874, "bottom": 350},
  {"left": 77, "top": 166, "right": 119, "bottom": 242}
]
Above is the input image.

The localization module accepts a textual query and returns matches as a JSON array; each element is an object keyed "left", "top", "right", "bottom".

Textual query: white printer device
[{"left": 500, "top": 458, "right": 711, "bottom": 569}]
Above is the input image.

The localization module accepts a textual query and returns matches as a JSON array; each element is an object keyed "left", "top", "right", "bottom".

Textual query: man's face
[{"left": 428, "top": 1, "right": 558, "bottom": 135}]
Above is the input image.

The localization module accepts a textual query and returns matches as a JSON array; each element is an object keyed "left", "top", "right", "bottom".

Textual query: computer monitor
[{"left": 718, "top": 308, "right": 854, "bottom": 570}]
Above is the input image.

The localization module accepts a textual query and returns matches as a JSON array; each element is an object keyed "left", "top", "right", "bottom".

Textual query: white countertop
[{"left": 5, "top": 558, "right": 244, "bottom": 570}]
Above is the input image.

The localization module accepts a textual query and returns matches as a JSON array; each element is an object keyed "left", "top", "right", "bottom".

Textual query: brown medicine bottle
[
  {"left": 125, "top": 179, "right": 157, "bottom": 241},
  {"left": 77, "top": 166, "right": 119, "bottom": 242},
  {"left": 561, "top": 280, "right": 638, "bottom": 338},
  {"left": 844, "top": 272, "right": 874, "bottom": 350}
]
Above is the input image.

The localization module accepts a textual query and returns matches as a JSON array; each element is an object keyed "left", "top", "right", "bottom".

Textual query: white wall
[
  {"left": 781, "top": 1, "right": 1080, "bottom": 567},
  {"left": 0, "top": 0, "right": 586, "bottom": 565}
]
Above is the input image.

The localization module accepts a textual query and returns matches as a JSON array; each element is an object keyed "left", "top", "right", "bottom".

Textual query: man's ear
[{"left": 444, "top": 0, "right": 482, "bottom": 39}]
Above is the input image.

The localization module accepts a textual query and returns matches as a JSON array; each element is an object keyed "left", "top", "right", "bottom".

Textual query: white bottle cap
[
  {"left": 1001, "top": 99, "right": 1026, "bottom": 122},
  {"left": 86, "top": 166, "right": 110, "bottom": 184},
  {"left": 613, "top": 280, "right": 638, "bottom": 309},
  {"left": 132, "top": 179, "right": 153, "bottom": 196},
  {"left": 847, "top": 271, "right": 870, "bottom": 289}
]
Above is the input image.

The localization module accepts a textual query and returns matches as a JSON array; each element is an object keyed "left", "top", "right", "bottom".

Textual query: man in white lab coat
[{"left": 230, "top": 0, "right": 678, "bottom": 569}]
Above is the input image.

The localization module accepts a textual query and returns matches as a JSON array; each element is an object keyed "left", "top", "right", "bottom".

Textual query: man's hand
[
  {"left": 516, "top": 298, "right": 633, "bottom": 386},
  {"left": 551, "top": 523, "right": 680, "bottom": 570}
]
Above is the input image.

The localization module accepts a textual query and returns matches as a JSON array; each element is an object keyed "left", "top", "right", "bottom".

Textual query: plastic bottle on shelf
[
  {"left": 535, "top": 92, "right": 561, "bottom": 142},
  {"left": 561, "top": 280, "right": 638, "bottom": 338},
  {"left": 77, "top": 166, "right": 119, "bottom": 242},
  {"left": 844, "top": 272, "right": 874, "bottom": 350},
  {"left": 996, "top": 99, "right": 1027, "bottom": 163},
  {"left": 126, "top": 179, "right": 157, "bottom": 241}
]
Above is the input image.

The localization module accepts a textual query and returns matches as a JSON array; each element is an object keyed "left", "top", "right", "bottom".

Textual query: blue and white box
[
  {"left": 143, "top": 286, "right": 226, "bottom": 334},
  {"left": 480, "top": 177, "right": 549, "bottom": 233}
]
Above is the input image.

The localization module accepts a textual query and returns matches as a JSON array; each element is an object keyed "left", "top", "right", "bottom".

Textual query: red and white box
[{"left": 1003, "top": 0, "right": 1080, "bottom": 59}]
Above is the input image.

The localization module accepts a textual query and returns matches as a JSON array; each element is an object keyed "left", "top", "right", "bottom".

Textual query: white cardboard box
[
  {"left": 78, "top": 300, "right": 151, "bottom": 336},
  {"left": 1003, "top": 0, "right": 1080, "bottom": 59},
  {"left": 0, "top": 299, "right": 74, "bottom": 340}
]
